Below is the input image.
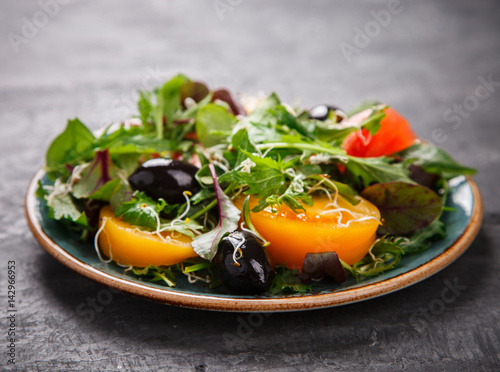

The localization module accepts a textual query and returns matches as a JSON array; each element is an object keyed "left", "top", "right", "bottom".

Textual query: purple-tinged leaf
[
  {"left": 180, "top": 81, "right": 209, "bottom": 107},
  {"left": 212, "top": 88, "right": 245, "bottom": 116},
  {"left": 301, "top": 252, "right": 345, "bottom": 283},
  {"left": 72, "top": 149, "right": 117, "bottom": 200},
  {"left": 361, "top": 181, "right": 443, "bottom": 235},
  {"left": 408, "top": 164, "right": 440, "bottom": 190},
  {"left": 191, "top": 163, "right": 241, "bottom": 261}
]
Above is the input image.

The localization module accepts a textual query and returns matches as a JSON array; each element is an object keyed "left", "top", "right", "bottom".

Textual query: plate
[{"left": 25, "top": 170, "right": 483, "bottom": 312}]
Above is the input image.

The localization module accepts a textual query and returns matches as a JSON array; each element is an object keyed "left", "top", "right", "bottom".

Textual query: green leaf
[
  {"left": 159, "top": 218, "right": 204, "bottom": 238},
  {"left": 245, "top": 92, "right": 281, "bottom": 125},
  {"left": 138, "top": 91, "right": 154, "bottom": 125},
  {"left": 265, "top": 179, "right": 313, "bottom": 213},
  {"left": 346, "top": 156, "right": 413, "bottom": 188},
  {"left": 87, "top": 178, "right": 121, "bottom": 201},
  {"left": 232, "top": 93, "right": 285, "bottom": 143},
  {"left": 114, "top": 191, "right": 169, "bottom": 230},
  {"left": 155, "top": 74, "right": 190, "bottom": 138},
  {"left": 97, "top": 126, "right": 175, "bottom": 153},
  {"left": 401, "top": 220, "right": 447, "bottom": 253},
  {"left": 45, "top": 118, "right": 95, "bottom": 178},
  {"left": 269, "top": 264, "right": 313, "bottom": 294},
  {"left": 234, "top": 167, "right": 286, "bottom": 200},
  {"left": 72, "top": 150, "right": 117, "bottom": 200},
  {"left": 195, "top": 103, "right": 236, "bottom": 147},
  {"left": 132, "top": 265, "right": 177, "bottom": 287},
  {"left": 44, "top": 180, "right": 86, "bottom": 224},
  {"left": 109, "top": 179, "right": 134, "bottom": 210},
  {"left": 314, "top": 105, "right": 385, "bottom": 143},
  {"left": 361, "top": 182, "right": 443, "bottom": 235},
  {"left": 274, "top": 105, "right": 315, "bottom": 139},
  {"left": 345, "top": 235, "right": 405, "bottom": 277},
  {"left": 396, "top": 143, "right": 476, "bottom": 179},
  {"left": 231, "top": 129, "right": 258, "bottom": 167}
]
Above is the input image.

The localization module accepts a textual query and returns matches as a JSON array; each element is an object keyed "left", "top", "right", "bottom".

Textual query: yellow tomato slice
[
  {"left": 234, "top": 194, "right": 381, "bottom": 269},
  {"left": 97, "top": 206, "right": 197, "bottom": 267}
]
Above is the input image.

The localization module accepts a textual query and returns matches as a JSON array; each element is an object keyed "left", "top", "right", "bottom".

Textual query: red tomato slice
[{"left": 342, "top": 107, "right": 418, "bottom": 157}]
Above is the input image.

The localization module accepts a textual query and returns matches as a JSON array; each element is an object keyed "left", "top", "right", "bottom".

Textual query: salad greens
[{"left": 38, "top": 74, "right": 476, "bottom": 294}]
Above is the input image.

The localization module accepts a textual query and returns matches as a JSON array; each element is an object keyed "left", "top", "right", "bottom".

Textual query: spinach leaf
[
  {"left": 195, "top": 103, "right": 236, "bottom": 147},
  {"left": 114, "top": 191, "right": 169, "bottom": 230},
  {"left": 45, "top": 118, "right": 95, "bottom": 179}
]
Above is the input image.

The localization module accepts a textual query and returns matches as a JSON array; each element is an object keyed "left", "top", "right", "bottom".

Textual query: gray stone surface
[{"left": 1, "top": 0, "right": 499, "bottom": 370}]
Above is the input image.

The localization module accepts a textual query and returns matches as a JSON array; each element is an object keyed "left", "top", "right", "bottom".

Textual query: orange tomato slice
[
  {"left": 97, "top": 206, "right": 197, "bottom": 267},
  {"left": 234, "top": 194, "right": 381, "bottom": 269},
  {"left": 342, "top": 107, "right": 418, "bottom": 157}
]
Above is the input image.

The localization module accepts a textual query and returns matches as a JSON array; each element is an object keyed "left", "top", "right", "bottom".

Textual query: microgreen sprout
[{"left": 94, "top": 218, "right": 113, "bottom": 264}]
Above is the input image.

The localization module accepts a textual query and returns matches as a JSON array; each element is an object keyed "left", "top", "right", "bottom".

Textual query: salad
[{"left": 37, "top": 74, "right": 476, "bottom": 295}]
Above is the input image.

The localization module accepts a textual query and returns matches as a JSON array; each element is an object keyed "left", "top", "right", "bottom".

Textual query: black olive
[
  {"left": 215, "top": 231, "right": 275, "bottom": 294},
  {"left": 128, "top": 158, "right": 201, "bottom": 204},
  {"left": 309, "top": 104, "right": 346, "bottom": 122}
]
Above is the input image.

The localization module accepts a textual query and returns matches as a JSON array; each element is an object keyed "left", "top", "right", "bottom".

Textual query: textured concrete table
[{"left": 1, "top": 1, "right": 499, "bottom": 370}]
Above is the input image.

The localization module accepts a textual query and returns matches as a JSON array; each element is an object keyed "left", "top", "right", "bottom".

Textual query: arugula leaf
[
  {"left": 114, "top": 191, "right": 169, "bottom": 230},
  {"left": 191, "top": 164, "right": 241, "bottom": 261},
  {"left": 232, "top": 93, "right": 286, "bottom": 143},
  {"left": 45, "top": 118, "right": 95, "bottom": 179},
  {"left": 265, "top": 182, "right": 313, "bottom": 213},
  {"left": 274, "top": 105, "right": 315, "bottom": 139},
  {"left": 396, "top": 143, "right": 476, "bottom": 179},
  {"left": 245, "top": 92, "right": 281, "bottom": 125},
  {"left": 269, "top": 264, "right": 313, "bottom": 294},
  {"left": 195, "top": 103, "right": 236, "bottom": 147}
]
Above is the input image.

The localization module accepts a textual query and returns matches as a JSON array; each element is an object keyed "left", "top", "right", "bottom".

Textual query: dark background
[{"left": 1, "top": 1, "right": 499, "bottom": 370}]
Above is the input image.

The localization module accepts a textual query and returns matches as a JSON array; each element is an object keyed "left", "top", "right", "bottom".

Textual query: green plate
[{"left": 26, "top": 171, "right": 483, "bottom": 312}]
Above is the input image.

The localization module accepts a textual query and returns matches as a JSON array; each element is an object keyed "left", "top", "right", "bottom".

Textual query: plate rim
[{"left": 25, "top": 169, "right": 483, "bottom": 312}]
